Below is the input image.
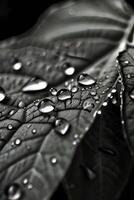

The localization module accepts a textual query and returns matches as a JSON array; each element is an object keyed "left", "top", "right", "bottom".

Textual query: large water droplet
[
  {"left": 0, "top": 87, "right": 6, "bottom": 102},
  {"left": 22, "top": 79, "right": 48, "bottom": 92},
  {"left": 55, "top": 118, "right": 70, "bottom": 136},
  {"left": 5, "top": 183, "right": 22, "bottom": 200},
  {"left": 38, "top": 99, "right": 55, "bottom": 114},
  {"left": 129, "top": 89, "right": 134, "bottom": 100},
  {"left": 57, "top": 89, "right": 71, "bottom": 101},
  {"left": 77, "top": 73, "right": 96, "bottom": 86}
]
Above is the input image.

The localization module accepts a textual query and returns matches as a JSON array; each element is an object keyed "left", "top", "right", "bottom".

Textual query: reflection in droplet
[
  {"left": 22, "top": 178, "right": 28, "bottom": 185},
  {"left": 57, "top": 89, "right": 71, "bottom": 101},
  {"left": 97, "top": 110, "right": 102, "bottom": 115},
  {"left": 55, "top": 118, "right": 70, "bottom": 136},
  {"left": 5, "top": 183, "right": 22, "bottom": 200},
  {"left": 0, "top": 87, "right": 6, "bottom": 102},
  {"left": 38, "top": 99, "right": 55, "bottom": 114},
  {"left": 22, "top": 80, "right": 48, "bottom": 92},
  {"left": 77, "top": 73, "right": 96, "bottom": 86}
]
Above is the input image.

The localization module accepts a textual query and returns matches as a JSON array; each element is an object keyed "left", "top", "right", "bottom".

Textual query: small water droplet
[
  {"left": 9, "top": 110, "right": 15, "bottom": 116},
  {"left": 12, "top": 62, "right": 22, "bottom": 71},
  {"left": 8, "top": 124, "right": 13, "bottom": 130},
  {"left": 83, "top": 100, "right": 94, "bottom": 111},
  {"left": 64, "top": 66, "right": 75, "bottom": 76},
  {"left": 14, "top": 138, "right": 21, "bottom": 146},
  {"left": 5, "top": 183, "right": 22, "bottom": 200},
  {"left": 102, "top": 102, "right": 108, "bottom": 107},
  {"left": 27, "top": 184, "right": 33, "bottom": 190},
  {"left": 129, "top": 89, "right": 134, "bottom": 100},
  {"left": 123, "top": 60, "right": 129, "bottom": 65},
  {"left": 90, "top": 90, "right": 97, "bottom": 96},
  {"left": 74, "top": 134, "right": 79, "bottom": 139},
  {"left": 32, "top": 129, "right": 37, "bottom": 134},
  {"left": 112, "top": 98, "right": 117, "bottom": 104},
  {"left": 50, "top": 88, "right": 57, "bottom": 96},
  {"left": 57, "top": 89, "right": 71, "bottom": 101},
  {"left": 97, "top": 110, "right": 101, "bottom": 115},
  {"left": 22, "top": 178, "right": 28, "bottom": 185},
  {"left": 77, "top": 73, "right": 96, "bottom": 86},
  {"left": 22, "top": 80, "right": 48, "bottom": 92},
  {"left": 50, "top": 157, "right": 57, "bottom": 165},
  {"left": 127, "top": 74, "right": 131, "bottom": 79},
  {"left": 55, "top": 118, "right": 70, "bottom": 136},
  {"left": 111, "top": 88, "right": 117, "bottom": 93},
  {"left": 71, "top": 86, "right": 78, "bottom": 93},
  {"left": 18, "top": 101, "right": 25, "bottom": 108},
  {"left": 38, "top": 99, "right": 55, "bottom": 114},
  {"left": 0, "top": 87, "right": 6, "bottom": 102}
]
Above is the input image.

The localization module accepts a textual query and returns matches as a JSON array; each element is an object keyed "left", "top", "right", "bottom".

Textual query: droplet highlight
[
  {"left": 57, "top": 89, "right": 71, "bottom": 101},
  {"left": 0, "top": 87, "right": 6, "bottom": 102},
  {"left": 38, "top": 99, "right": 55, "bottom": 114},
  {"left": 77, "top": 73, "right": 96, "bottom": 86}
]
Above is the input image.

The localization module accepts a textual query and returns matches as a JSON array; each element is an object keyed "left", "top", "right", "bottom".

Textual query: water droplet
[
  {"left": 57, "top": 89, "right": 71, "bottom": 101},
  {"left": 71, "top": 86, "right": 78, "bottom": 93},
  {"left": 55, "top": 118, "right": 70, "bottom": 136},
  {"left": 12, "top": 62, "right": 22, "bottom": 71},
  {"left": 27, "top": 184, "right": 33, "bottom": 190},
  {"left": 22, "top": 80, "right": 48, "bottom": 92},
  {"left": 50, "top": 88, "right": 57, "bottom": 96},
  {"left": 64, "top": 66, "right": 75, "bottom": 76},
  {"left": 8, "top": 124, "right": 13, "bottom": 130},
  {"left": 97, "top": 110, "right": 101, "bottom": 115},
  {"left": 129, "top": 89, "right": 134, "bottom": 100},
  {"left": 123, "top": 60, "right": 129, "bottom": 65},
  {"left": 112, "top": 98, "right": 117, "bottom": 104},
  {"left": 102, "top": 102, "right": 108, "bottom": 107},
  {"left": 9, "top": 110, "right": 15, "bottom": 116},
  {"left": 111, "top": 88, "right": 117, "bottom": 93},
  {"left": 90, "top": 90, "right": 97, "bottom": 96},
  {"left": 32, "top": 129, "right": 37, "bottom": 134},
  {"left": 77, "top": 73, "right": 96, "bottom": 86},
  {"left": 22, "top": 178, "right": 28, "bottom": 185},
  {"left": 50, "top": 157, "right": 57, "bottom": 165},
  {"left": 14, "top": 138, "right": 21, "bottom": 146},
  {"left": 83, "top": 100, "right": 94, "bottom": 111},
  {"left": 0, "top": 87, "right": 6, "bottom": 102},
  {"left": 127, "top": 74, "right": 131, "bottom": 79},
  {"left": 5, "top": 183, "right": 22, "bottom": 200},
  {"left": 18, "top": 101, "right": 25, "bottom": 108},
  {"left": 74, "top": 134, "right": 79, "bottom": 139},
  {"left": 38, "top": 99, "right": 55, "bottom": 114}
]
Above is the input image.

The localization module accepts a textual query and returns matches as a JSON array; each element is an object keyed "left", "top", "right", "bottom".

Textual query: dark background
[{"left": 0, "top": 0, "right": 134, "bottom": 199}]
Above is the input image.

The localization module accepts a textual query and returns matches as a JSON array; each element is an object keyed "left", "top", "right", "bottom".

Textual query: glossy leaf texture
[
  {"left": 0, "top": 0, "right": 134, "bottom": 200},
  {"left": 118, "top": 47, "right": 134, "bottom": 153},
  {"left": 0, "top": 64, "right": 127, "bottom": 200}
]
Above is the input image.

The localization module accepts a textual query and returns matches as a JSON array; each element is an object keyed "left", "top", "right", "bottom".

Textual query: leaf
[
  {"left": 118, "top": 47, "right": 134, "bottom": 153},
  {"left": 0, "top": 65, "right": 124, "bottom": 200},
  {"left": 55, "top": 96, "right": 133, "bottom": 200}
]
